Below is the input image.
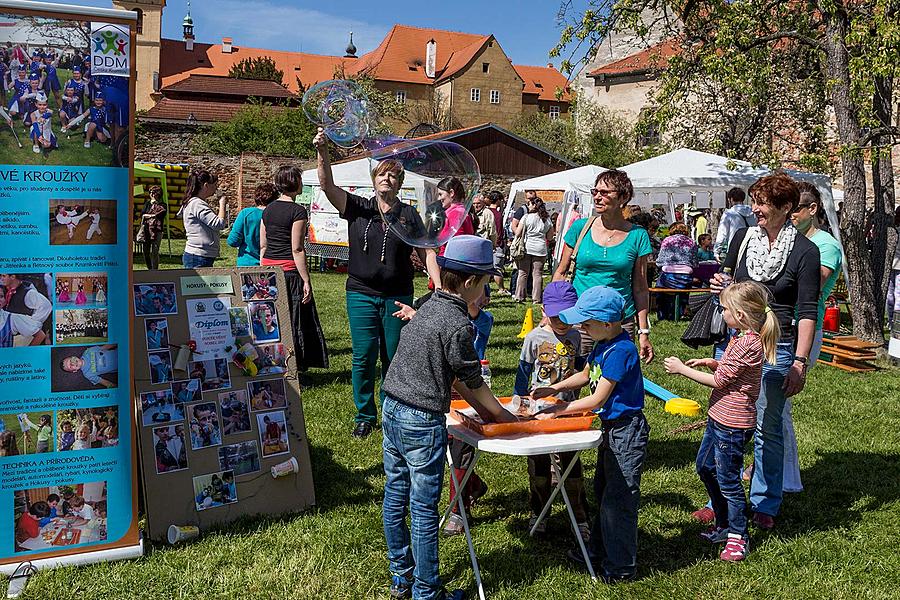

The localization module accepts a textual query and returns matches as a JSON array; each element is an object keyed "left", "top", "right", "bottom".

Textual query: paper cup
[
  {"left": 167, "top": 524, "right": 199, "bottom": 545},
  {"left": 173, "top": 346, "right": 192, "bottom": 373},
  {"left": 271, "top": 457, "right": 299, "bottom": 478}
]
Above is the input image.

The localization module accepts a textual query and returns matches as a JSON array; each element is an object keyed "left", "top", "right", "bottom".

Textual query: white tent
[
  {"left": 301, "top": 157, "right": 436, "bottom": 252},
  {"left": 503, "top": 165, "right": 607, "bottom": 225}
]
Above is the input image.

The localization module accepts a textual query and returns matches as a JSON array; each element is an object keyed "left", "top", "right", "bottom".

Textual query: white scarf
[{"left": 743, "top": 223, "right": 797, "bottom": 282}]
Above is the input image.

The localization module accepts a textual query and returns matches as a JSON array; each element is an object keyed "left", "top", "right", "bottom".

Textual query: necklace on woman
[{"left": 362, "top": 217, "right": 389, "bottom": 263}]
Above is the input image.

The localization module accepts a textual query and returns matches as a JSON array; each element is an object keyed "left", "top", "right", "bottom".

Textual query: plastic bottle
[{"left": 480, "top": 360, "right": 491, "bottom": 389}]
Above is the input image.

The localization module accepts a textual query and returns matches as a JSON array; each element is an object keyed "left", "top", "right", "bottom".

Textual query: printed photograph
[
  {"left": 189, "top": 358, "right": 231, "bottom": 391},
  {"left": 0, "top": 411, "right": 54, "bottom": 455},
  {"left": 148, "top": 349, "right": 173, "bottom": 384},
  {"left": 188, "top": 401, "right": 221, "bottom": 450},
  {"left": 153, "top": 424, "right": 188, "bottom": 474},
  {"left": 219, "top": 390, "right": 251, "bottom": 436},
  {"left": 217, "top": 441, "right": 260, "bottom": 476},
  {"left": 241, "top": 272, "right": 278, "bottom": 302},
  {"left": 0, "top": 15, "right": 131, "bottom": 167},
  {"left": 144, "top": 317, "right": 168, "bottom": 350},
  {"left": 248, "top": 301, "right": 280, "bottom": 343},
  {"left": 133, "top": 283, "right": 177, "bottom": 317},
  {"left": 228, "top": 307, "right": 250, "bottom": 339},
  {"left": 257, "top": 410, "right": 289, "bottom": 458},
  {"left": 56, "top": 405, "right": 118, "bottom": 450},
  {"left": 50, "top": 344, "right": 117, "bottom": 391},
  {"left": 55, "top": 273, "right": 107, "bottom": 309},
  {"left": 0, "top": 273, "right": 53, "bottom": 347},
  {"left": 139, "top": 389, "right": 184, "bottom": 426},
  {"left": 192, "top": 470, "right": 237, "bottom": 512},
  {"left": 170, "top": 378, "right": 201, "bottom": 404},
  {"left": 14, "top": 481, "right": 108, "bottom": 553},
  {"left": 48, "top": 199, "right": 116, "bottom": 246},
  {"left": 54, "top": 308, "right": 108, "bottom": 345},
  {"left": 247, "top": 379, "right": 287, "bottom": 411}
]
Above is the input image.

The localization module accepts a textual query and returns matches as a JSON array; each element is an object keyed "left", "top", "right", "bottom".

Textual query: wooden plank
[
  {"left": 820, "top": 343, "right": 877, "bottom": 360},
  {"left": 817, "top": 358, "right": 876, "bottom": 373},
  {"left": 824, "top": 335, "right": 881, "bottom": 350}
]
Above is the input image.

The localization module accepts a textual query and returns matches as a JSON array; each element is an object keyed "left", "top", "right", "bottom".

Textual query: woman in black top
[
  {"left": 707, "top": 173, "right": 820, "bottom": 528},
  {"left": 260, "top": 165, "right": 328, "bottom": 371},
  {"left": 315, "top": 128, "right": 441, "bottom": 438}
]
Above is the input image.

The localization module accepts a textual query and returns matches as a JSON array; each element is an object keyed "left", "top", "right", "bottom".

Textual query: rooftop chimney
[
  {"left": 222, "top": 37, "right": 233, "bottom": 54},
  {"left": 425, "top": 39, "right": 436, "bottom": 79}
]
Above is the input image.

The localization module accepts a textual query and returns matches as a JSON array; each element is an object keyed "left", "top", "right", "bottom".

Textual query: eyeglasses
[
  {"left": 795, "top": 203, "right": 812, "bottom": 211},
  {"left": 591, "top": 188, "right": 617, "bottom": 197}
]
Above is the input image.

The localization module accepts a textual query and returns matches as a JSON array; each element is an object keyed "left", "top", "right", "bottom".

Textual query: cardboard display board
[{"left": 132, "top": 268, "right": 314, "bottom": 542}]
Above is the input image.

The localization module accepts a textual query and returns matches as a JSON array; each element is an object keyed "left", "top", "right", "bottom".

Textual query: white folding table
[{"left": 443, "top": 418, "right": 603, "bottom": 599}]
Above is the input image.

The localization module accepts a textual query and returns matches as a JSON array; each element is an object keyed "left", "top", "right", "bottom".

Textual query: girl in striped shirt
[{"left": 664, "top": 281, "right": 779, "bottom": 561}]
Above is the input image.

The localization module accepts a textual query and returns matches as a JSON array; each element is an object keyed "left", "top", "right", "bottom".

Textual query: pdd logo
[{"left": 90, "top": 22, "right": 131, "bottom": 76}]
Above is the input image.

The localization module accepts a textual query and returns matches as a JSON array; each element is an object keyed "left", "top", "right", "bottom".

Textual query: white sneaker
[
  {"left": 84, "top": 141, "right": 91, "bottom": 148},
  {"left": 32, "top": 144, "right": 40, "bottom": 154}
]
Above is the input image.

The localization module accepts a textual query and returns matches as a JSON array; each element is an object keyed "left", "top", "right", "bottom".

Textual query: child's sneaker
[
  {"left": 389, "top": 574, "right": 412, "bottom": 599},
  {"left": 576, "top": 521, "right": 591, "bottom": 544},
  {"left": 719, "top": 533, "right": 749, "bottom": 561},
  {"left": 528, "top": 514, "right": 547, "bottom": 535},
  {"left": 32, "top": 144, "right": 40, "bottom": 154},
  {"left": 699, "top": 526, "right": 729, "bottom": 544},
  {"left": 84, "top": 141, "right": 91, "bottom": 149},
  {"left": 442, "top": 513, "right": 465, "bottom": 536}
]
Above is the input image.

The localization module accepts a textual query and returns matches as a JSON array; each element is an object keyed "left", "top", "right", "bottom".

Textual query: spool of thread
[
  {"left": 173, "top": 346, "right": 192, "bottom": 373},
  {"left": 167, "top": 524, "right": 199, "bottom": 545},
  {"left": 270, "top": 457, "right": 299, "bottom": 478}
]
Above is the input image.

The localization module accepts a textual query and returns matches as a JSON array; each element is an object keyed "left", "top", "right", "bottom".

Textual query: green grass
[{"left": 19, "top": 246, "right": 900, "bottom": 599}]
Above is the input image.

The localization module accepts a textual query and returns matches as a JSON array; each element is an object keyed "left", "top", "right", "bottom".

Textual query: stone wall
[{"left": 448, "top": 42, "right": 525, "bottom": 130}]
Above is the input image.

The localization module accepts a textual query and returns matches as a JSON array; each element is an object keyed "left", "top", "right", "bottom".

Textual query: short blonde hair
[{"left": 371, "top": 159, "right": 405, "bottom": 188}]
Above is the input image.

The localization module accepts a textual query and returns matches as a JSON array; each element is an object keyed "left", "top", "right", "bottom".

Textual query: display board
[
  {"left": 0, "top": 1, "right": 141, "bottom": 570},
  {"left": 132, "top": 268, "right": 315, "bottom": 542}
]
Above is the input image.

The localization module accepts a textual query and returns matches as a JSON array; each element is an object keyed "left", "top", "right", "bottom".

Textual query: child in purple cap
[
  {"left": 513, "top": 280, "right": 589, "bottom": 538},
  {"left": 532, "top": 285, "right": 648, "bottom": 583}
]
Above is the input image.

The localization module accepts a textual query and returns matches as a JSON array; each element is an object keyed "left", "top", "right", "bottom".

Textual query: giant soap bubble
[
  {"left": 367, "top": 138, "right": 481, "bottom": 248},
  {"left": 302, "top": 79, "right": 369, "bottom": 148}
]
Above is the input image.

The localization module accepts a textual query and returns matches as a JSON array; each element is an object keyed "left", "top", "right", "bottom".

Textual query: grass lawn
[{"left": 17, "top": 240, "right": 900, "bottom": 599}]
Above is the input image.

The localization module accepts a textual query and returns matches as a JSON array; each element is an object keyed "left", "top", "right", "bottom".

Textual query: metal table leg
[
  {"left": 446, "top": 447, "right": 486, "bottom": 600},
  {"left": 550, "top": 452, "right": 597, "bottom": 581}
]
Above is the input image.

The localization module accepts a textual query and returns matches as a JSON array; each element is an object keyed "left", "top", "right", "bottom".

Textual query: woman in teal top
[
  {"left": 227, "top": 183, "right": 278, "bottom": 266},
  {"left": 553, "top": 169, "right": 654, "bottom": 362}
]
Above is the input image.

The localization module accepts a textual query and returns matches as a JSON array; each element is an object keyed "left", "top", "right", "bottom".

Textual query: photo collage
[{"left": 134, "top": 272, "right": 294, "bottom": 514}]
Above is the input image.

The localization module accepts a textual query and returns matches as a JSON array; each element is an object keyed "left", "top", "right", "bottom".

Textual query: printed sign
[
  {"left": 181, "top": 275, "right": 235, "bottom": 297},
  {"left": 90, "top": 22, "right": 130, "bottom": 76}
]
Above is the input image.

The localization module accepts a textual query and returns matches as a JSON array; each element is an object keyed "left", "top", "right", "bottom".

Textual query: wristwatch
[
  {"left": 637, "top": 328, "right": 651, "bottom": 336},
  {"left": 794, "top": 356, "right": 809, "bottom": 367}
]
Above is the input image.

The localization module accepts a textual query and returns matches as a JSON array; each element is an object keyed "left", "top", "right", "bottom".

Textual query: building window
[
  {"left": 395, "top": 90, "right": 406, "bottom": 104},
  {"left": 490, "top": 90, "right": 500, "bottom": 104},
  {"left": 482, "top": 62, "right": 489, "bottom": 74},
  {"left": 548, "top": 105, "right": 560, "bottom": 119},
  {"left": 135, "top": 8, "right": 143, "bottom": 34},
  {"left": 470, "top": 88, "right": 481, "bottom": 102}
]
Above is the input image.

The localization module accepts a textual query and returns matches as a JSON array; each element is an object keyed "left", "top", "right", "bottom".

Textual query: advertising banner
[{"left": 0, "top": 1, "right": 140, "bottom": 570}]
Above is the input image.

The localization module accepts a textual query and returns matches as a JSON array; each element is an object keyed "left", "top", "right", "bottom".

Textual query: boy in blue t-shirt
[{"left": 533, "top": 285, "right": 649, "bottom": 583}]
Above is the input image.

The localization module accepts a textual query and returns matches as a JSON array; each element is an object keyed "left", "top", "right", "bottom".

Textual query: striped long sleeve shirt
[{"left": 708, "top": 332, "right": 763, "bottom": 429}]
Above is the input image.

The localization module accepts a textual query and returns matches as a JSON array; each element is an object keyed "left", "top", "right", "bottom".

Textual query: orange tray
[{"left": 451, "top": 396, "right": 596, "bottom": 437}]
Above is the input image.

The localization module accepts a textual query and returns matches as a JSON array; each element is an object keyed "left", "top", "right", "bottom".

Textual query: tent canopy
[{"left": 504, "top": 164, "right": 607, "bottom": 223}]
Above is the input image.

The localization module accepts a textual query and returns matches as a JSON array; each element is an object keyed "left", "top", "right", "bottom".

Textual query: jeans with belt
[
  {"left": 382, "top": 397, "right": 448, "bottom": 600},
  {"left": 592, "top": 411, "right": 649, "bottom": 578}
]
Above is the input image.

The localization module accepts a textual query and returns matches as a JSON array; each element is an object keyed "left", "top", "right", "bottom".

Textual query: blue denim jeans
[
  {"left": 382, "top": 397, "right": 448, "bottom": 600},
  {"left": 182, "top": 252, "right": 215, "bottom": 268},
  {"left": 592, "top": 411, "right": 649, "bottom": 578},
  {"left": 696, "top": 419, "right": 754, "bottom": 537}
]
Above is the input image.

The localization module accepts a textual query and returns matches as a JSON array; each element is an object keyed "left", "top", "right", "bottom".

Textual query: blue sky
[{"left": 60, "top": 0, "right": 571, "bottom": 67}]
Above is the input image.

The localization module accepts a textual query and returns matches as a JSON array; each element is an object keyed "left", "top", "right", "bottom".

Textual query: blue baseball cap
[
  {"left": 542, "top": 281, "right": 578, "bottom": 317},
  {"left": 437, "top": 235, "right": 502, "bottom": 277},
  {"left": 559, "top": 285, "right": 625, "bottom": 325}
]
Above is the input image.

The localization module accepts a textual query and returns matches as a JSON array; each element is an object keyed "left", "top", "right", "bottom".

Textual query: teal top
[
  {"left": 809, "top": 229, "right": 842, "bottom": 329},
  {"left": 227, "top": 207, "right": 264, "bottom": 266},
  {"left": 564, "top": 218, "right": 653, "bottom": 319}
]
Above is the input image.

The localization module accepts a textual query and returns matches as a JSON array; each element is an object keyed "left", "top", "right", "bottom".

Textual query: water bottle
[{"left": 480, "top": 360, "right": 491, "bottom": 389}]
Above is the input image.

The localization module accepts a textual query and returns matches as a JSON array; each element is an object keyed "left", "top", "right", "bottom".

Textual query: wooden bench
[{"left": 648, "top": 287, "right": 712, "bottom": 321}]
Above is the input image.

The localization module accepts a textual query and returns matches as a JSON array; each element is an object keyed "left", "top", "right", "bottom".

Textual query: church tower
[{"left": 111, "top": 0, "right": 165, "bottom": 110}]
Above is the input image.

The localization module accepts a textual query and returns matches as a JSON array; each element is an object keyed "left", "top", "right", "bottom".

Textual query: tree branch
[{"left": 737, "top": 30, "right": 824, "bottom": 51}]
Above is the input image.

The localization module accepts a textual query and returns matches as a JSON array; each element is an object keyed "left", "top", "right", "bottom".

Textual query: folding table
[{"left": 443, "top": 418, "right": 603, "bottom": 599}]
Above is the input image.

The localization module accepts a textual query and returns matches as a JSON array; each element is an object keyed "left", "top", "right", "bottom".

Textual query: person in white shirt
[{"left": 714, "top": 187, "right": 757, "bottom": 261}]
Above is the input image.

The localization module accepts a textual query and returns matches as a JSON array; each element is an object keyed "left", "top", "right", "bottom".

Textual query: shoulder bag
[{"left": 564, "top": 216, "right": 597, "bottom": 283}]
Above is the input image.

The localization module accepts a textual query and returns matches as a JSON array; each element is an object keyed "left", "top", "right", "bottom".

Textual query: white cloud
[{"left": 189, "top": 1, "right": 388, "bottom": 56}]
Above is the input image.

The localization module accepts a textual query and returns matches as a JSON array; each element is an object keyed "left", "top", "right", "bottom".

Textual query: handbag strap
[{"left": 566, "top": 216, "right": 597, "bottom": 281}]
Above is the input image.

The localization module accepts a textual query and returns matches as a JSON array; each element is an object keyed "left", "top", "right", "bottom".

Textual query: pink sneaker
[
  {"left": 691, "top": 507, "right": 715, "bottom": 523},
  {"left": 720, "top": 534, "right": 749, "bottom": 561}
]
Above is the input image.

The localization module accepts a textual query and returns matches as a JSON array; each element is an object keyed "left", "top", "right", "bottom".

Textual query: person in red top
[
  {"left": 664, "top": 281, "right": 780, "bottom": 562},
  {"left": 16, "top": 501, "right": 51, "bottom": 545}
]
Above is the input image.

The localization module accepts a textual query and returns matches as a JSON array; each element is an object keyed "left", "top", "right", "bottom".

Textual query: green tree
[
  {"left": 554, "top": 0, "right": 900, "bottom": 342},
  {"left": 192, "top": 101, "right": 316, "bottom": 157},
  {"left": 228, "top": 56, "right": 285, "bottom": 86}
]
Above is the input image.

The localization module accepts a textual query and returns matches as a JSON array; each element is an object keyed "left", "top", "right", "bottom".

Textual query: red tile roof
[
  {"left": 514, "top": 64, "right": 571, "bottom": 102},
  {"left": 588, "top": 39, "right": 679, "bottom": 77},
  {"left": 160, "top": 38, "right": 350, "bottom": 92},
  {"left": 143, "top": 97, "right": 289, "bottom": 123},
  {"left": 162, "top": 74, "right": 296, "bottom": 98}
]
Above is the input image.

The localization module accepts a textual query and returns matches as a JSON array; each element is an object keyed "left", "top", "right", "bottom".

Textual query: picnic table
[{"left": 648, "top": 287, "right": 711, "bottom": 321}]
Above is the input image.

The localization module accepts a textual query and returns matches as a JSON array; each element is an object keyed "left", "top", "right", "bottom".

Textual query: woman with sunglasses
[{"left": 552, "top": 169, "right": 654, "bottom": 362}]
